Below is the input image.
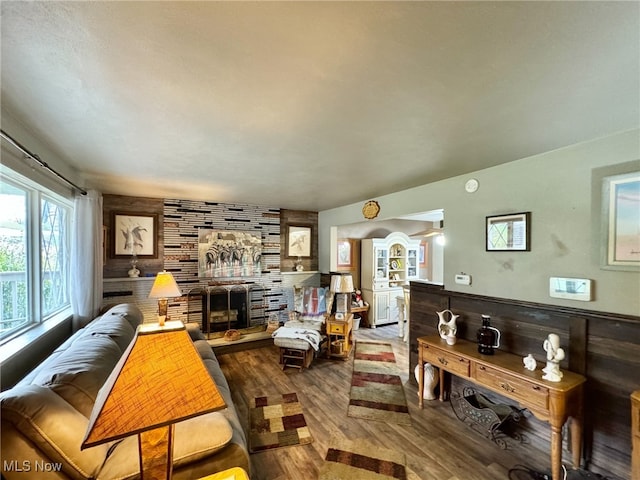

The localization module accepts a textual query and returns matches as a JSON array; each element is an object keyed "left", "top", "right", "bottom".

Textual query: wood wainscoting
[{"left": 409, "top": 281, "right": 639, "bottom": 480}]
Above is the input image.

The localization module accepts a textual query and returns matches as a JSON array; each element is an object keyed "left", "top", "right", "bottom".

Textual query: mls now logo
[{"left": 3, "top": 460, "right": 63, "bottom": 472}]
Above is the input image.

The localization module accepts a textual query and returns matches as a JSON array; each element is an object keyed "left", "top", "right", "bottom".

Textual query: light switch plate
[
  {"left": 455, "top": 274, "right": 471, "bottom": 285},
  {"left": 549, "top": 277, "right": 592, "bottom": 301}
]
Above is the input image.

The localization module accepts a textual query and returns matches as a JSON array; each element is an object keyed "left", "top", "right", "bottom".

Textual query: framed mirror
[{"left": 486, "top": 212, "right": 531, "bottom": 251}]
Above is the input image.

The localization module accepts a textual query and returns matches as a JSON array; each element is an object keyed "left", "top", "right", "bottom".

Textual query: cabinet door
[
  {"left": 374, "top": 292, "right": 391, "bottom": 324},
  {"left": 407, "top": 248, "right": 418, "bottom": 278},
  {"left": 374, "top": 247, "right": 389, "bottom": 289}
]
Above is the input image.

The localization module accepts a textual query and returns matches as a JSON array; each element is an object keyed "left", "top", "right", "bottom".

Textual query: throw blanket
[{"left": 272, "top": 327, "right": 322, "bottom": 351}]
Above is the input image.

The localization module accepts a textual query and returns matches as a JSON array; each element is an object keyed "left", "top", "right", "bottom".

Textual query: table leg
[
  {"left": 439, "top": 368, "right": 446, "bottom": 401},
  {"left": 418, "top": 349, "right": 424, "bottom": 409},
  {"left": 570, "top": 416, "right": 582, "bottom": 468},
  {"left": 550, "top": 424, "right": 562, "bottom": 480},
  {"left": 397, "top": 297, "right": 405, "bottom": 338},
  {"left": 571, "top": 386, "right": 584, "bottom": 468}
]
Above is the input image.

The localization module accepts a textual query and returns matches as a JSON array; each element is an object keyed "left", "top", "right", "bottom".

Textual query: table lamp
[
  {"left": 330, "top": 273, "right": 354, "bottom": 316},
  {"left": 81, "top": 321, "right": 227, "bottom": 480},
  {"left": 149, "top": 271, "right": 181, "bottom": 325}
]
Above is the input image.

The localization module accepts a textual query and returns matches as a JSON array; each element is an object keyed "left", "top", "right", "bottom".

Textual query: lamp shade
[
  {"left": 149, "top": 271, "right": 181, "bottom": 299},
  {"left": 330, "top": 274, "right": 354, "bottom": 293},
  {"left": 82, "top": 321, "right": 226, "bottom": 447}
]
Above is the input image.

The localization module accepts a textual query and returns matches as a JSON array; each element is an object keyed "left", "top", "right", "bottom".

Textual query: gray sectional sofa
[{"left": 0, "top": 303, "right": 249, "bottom": 479}]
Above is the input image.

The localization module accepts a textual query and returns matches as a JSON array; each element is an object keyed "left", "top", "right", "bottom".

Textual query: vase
[
  {"left": 477, "top": 314, "right": 500, "bottom": 355},
  {"left": 414, "top": 362, "right": 439, "bottom": 400}
]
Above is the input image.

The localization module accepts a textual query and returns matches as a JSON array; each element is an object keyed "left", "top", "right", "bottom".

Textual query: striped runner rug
[
  {"left": 347, "top": 341, "right": 412, "bottom": 425},
  {"left": 318, "top": 437, "right": 408, "bottom": 480}
]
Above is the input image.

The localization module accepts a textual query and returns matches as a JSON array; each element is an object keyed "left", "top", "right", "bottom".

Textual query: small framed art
[
  {"left": 111, "top": 212, "right": 158, "bottom": 258},
  {"left": 337, "top": 239, "right": 353, "bottom": 267},
  {"left": 287, "top": 225, "right": 312, "bottom": 257},
  {"left": 486, "top": 212, "right": 531, "bottom": 252}
]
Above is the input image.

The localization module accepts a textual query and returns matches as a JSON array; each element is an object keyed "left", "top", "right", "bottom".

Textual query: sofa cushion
[
  {"left": 97, "top": 412, "right": 233, "bottom": 479},
  {"left": 173, "top": 411, "right": 233, "bottom": 465},
  {"left": 0, "top": 384, "right": 110, "bottom": 480},
  {"left": 99, "top": 303, "right": 144, "bottom": 331},
  {"left": 186, "top": 322, "right": 207, "bottom": 342},
  {"left": 193, "top": 339, "right": 217, "bottom": 362},
  {"left": 83, "top": 313, "right": 136, "bottom": 353},
  {"left": 30, "top": 335, "right": 123, "bottom": 417}
]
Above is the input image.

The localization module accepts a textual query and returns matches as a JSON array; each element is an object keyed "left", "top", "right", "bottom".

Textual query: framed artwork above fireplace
[{"left": 197, "top": 229, "right": 262, "bottom": 278}]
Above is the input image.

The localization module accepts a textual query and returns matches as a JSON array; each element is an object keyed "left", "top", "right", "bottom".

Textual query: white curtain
[{"left": 71, "top": 189, "right": 103, "bottom": 331}]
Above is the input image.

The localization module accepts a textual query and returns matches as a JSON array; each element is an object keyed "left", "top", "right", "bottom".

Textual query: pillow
[
  {"left": 0, "top": 385, "right": 110, "bottom": 480},
  {"left": 293, "top": 286, "right": 328, "bottom": 316}
]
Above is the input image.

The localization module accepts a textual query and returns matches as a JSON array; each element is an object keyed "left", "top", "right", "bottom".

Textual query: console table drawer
[
  {"left": 422, "top": 345, "right": 470, "bottom": 377},
  {"left": 474, "top": 364, "right": 549, "bottom": 411}
]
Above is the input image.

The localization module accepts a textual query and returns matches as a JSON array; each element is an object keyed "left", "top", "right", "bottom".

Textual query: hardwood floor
[{"left": 217, "top": 323, "right": 553, "bottom": 480}]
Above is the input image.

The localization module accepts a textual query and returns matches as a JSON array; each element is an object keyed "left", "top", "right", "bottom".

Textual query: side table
[{"left": 326, "top": 313, "right": 354, "bottom": 359}]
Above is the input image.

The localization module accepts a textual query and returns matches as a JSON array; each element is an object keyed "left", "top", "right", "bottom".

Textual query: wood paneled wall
[{"left": 409, "top": 281, "right": 639, "bottom": 480}]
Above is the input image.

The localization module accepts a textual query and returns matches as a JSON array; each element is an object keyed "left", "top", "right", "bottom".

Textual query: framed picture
[
  {"left": 602, "top": 172, "right": 640, "bottom": 270},
  {"left": 419, "top": 242, "right": 428, "bottom": 266},
  {"left": 287, "top": 225, "right": 312, "bottom": 257},
  {"left": 486, "top": 212, "right": 531, "bottom": 251},
  {"left": 337, "top": 239, "right": 353, "bottom": 267},
  {"left": 111, "top": 212, "right": 158, "bottom": 258},
  {"left": 197, "top": 229, "right": 262, "bottom": 278}
]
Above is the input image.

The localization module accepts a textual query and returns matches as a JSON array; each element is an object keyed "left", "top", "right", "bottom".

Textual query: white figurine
[
  {"left": 542, "top": 333, "right": 565, "bottom": 382},
  {"left": 523, "top": 354, "right": 537, "bottom": 371}
]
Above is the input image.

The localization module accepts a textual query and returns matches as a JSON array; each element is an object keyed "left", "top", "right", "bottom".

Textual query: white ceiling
[{"left": 1, "top": 1, "right": 638, "bottom": 211}]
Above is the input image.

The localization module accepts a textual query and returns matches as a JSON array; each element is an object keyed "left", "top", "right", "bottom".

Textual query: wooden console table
[{"left": 417, "top": 335, "right": 586, "bottom": 480}]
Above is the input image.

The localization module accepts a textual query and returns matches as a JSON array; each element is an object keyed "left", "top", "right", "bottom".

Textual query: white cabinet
[{"left": 361, "top": 232, "right": 420, "bottom": 327}]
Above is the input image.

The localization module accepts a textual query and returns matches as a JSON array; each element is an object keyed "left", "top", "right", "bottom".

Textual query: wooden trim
[{"left": 410, "top": 281, "right": 640, "bottom": 325}]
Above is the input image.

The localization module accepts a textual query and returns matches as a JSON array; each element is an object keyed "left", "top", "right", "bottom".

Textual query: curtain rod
[{"left": 1, "top": 129, "right": 87, "bottom": 195}]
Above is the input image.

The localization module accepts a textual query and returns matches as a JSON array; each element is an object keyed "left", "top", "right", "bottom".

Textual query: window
[{"left": 0, "top": 169, "right": 72, "bottom": 341}]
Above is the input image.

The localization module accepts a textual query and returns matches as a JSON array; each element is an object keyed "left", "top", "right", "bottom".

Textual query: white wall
[
  {"left": 319, "top": 129, "right": 640, "bottom": 316},
  {"left": 1, "top": 108, "right": 83, "bottom": 197}
]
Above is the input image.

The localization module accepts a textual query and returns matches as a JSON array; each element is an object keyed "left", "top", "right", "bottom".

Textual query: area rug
[
  {"left": 248, "top": 392, "right": 313, "bottom": 453},
  {"left": 318, "top": 437, "right": 407, "bottom": 480},
  {"left": 347, "top": 342, "right": 411, "bottom": 426}
]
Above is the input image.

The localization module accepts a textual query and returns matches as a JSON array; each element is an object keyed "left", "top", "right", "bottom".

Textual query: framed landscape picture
[{"left": 111, "top": 212, "right": 157, "bottom": 258}]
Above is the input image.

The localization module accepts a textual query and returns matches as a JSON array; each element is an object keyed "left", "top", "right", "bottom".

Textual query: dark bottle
[{"left": 477, "top": 314, "right": 501, "bottom": 355}]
